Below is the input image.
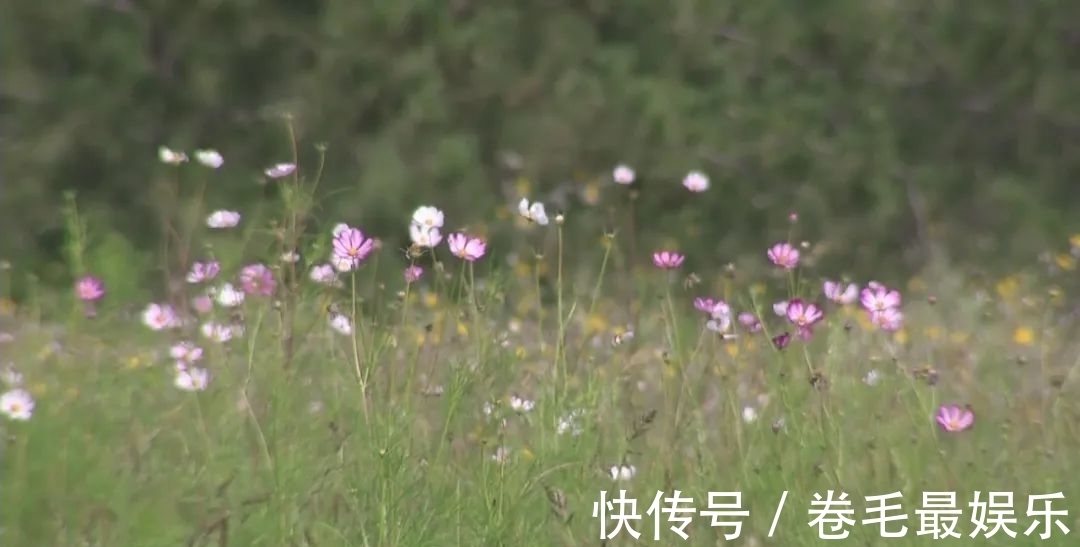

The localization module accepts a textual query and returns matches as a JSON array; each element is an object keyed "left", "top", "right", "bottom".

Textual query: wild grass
[{"left": 2, "top": 139, "right": 1080, "bottom": 547}]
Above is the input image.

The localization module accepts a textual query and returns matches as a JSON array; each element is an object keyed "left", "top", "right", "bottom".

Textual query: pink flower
[
  {"left": 613, "top": 165, "right": 635, "bottom": 185},
  {"left": 186, "top": 261, "right": 221, "bottom": 284},
  {"left": 75, "top": 276, "right": 105, "bottom": 301},
  {"left": 404, "top": 265, "right": 423, "bottom": 283},
  {"left": 786, "top": 298, "right": 823, "bottom": 328},
  {"left": 447, "top": 233, "right": 487, "bottom": 262},
  {"left": 870, "top": 308, "right": 904, "bottom": 331},
  {"left": 191, "top": 294, "right": 214, "bottom": 314},
  {"left": 767, "top": 242, "right": 800, "bottom": 269},
  {"left": 935, "top": 404, "right": 974, "bottom": 433},
  {"left": 738, "top": 312, "right": 762, "bottom": 332},
  {"left": 682, "top": 171, "right": 709, "bottom": 192},
  {"left": 332, "top": 227, "right": 376, "bottom": 271},
  {"left": 693, "top": 297, "right": 729, "bottom": 319},
  {"left": 651, "top": 251, "right": 685, "bottom": 269},
  {"left": 170, "top": 342, "right": 204, "bottom": 365},
  {"left": 823, "top": 280, "right": 858, "bottom": 305},
  {"left": 239, "top": 263, "right": 276, "bottom": 296},
  {"left": 142, "top": 303, "right": 180, "bottom": 331},
  {"left": 860, "top": 286, "right": 901, "bottom": 313}
]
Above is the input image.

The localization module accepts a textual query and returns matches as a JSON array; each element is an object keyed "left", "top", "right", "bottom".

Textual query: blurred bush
[{"left": 3, "top": 0, "right": 1080, "bottom": 294}]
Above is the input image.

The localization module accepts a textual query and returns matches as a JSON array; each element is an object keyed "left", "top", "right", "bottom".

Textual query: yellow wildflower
[
  {"left": 1013, "top": 327, "right": 1035, "bottom": 346},
  {"left": 1055, "top": 254, "right": 1076, "bottom": 271}
]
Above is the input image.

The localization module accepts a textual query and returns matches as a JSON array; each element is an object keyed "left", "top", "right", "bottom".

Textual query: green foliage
[{"left": 5, "top": 0, "right": 1080, "bottom": 292}]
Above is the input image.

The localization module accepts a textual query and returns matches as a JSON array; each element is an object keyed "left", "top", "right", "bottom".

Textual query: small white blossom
[
  {"left": 174, "top": 367, "right": 210, "bottom": 391},
  {"left": 609, "top": 464, "right": 636, "bottom": 481},
  {"left": 509, "top": 395, "right": 535, "bottom": 412},
  {"left": 215, "top": 283, "right": 245, "bottom": 307},
  {"left": 329, "top": 313, "right": 353, "bottom": 335},
  {"left": 613, "top": 164, "right": 635, "bottom": 185},
  {"left": 206, "top": 210, "right": 241, "bottom": 229},
  {"left": 517, "top": 198, "right": 549, "bottom": 226},
  {"left": 194, "top": 149, "right": 224, "bottom": 169},
  {"left": 158, "top": 146, "right": 188, "bottom": 165},
  {"left": 1, "top": 389, "right": 34, "bottom": 420},
  {"left": 682, "top": 170, "right": 709, "bottom": 192},
  {"left": 265, "top": 163, "right": 296, "bottom": 178}
]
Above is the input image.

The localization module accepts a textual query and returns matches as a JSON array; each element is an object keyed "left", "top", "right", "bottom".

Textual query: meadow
[{"left": 3, "top": 145, "right": 1080, "bottom": 547}]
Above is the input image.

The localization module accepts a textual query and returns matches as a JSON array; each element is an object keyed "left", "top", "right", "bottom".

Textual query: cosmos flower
[
  {"left": 823, "top": 280, "right": 859, "bottom": 305},
  {"left": 239, "top": 263, "right": 276, "bottom": 296},
  {"left": 158, "top": 146, "right": 188, "bottom": 165},
  {"left": 206, "top": 210, "right": 241, "bottom": 229},
  {"left": 264, "top": 163, "right": 296, "bottom": 178},
  {"left": 935, "top": 404, "right": 974, "bottom": 433},
  {"left": 174, "top": 367, "right": 211, "bottom": 391},
  {"left": 143, "top": 303, "right": 180, "bottom": 331},
  {"left": 332, "top": 227, "right": 375, "bottom": 271},
  {"left": 682, "top": 171, "right": 709, "bottom": 192},
  {"left": 447, "top": 233, "right": 487, "bottom": 262},
  {"left": 186, "top": 261, "right": 221, "bottom": 284},
  {"left": 75, "top": 276, "right": 105, "bottom": 301},
  {"left": 194, "top": 149, "right": 224, "bottom": 169},
  {"left": 613, "top": 164, "right": 636, "bottom": 185},
  {"left": 517, "top": 198, "right": 549, "bottom": 226},
  {"left": 652, "top": 251, "right": 685, "bottom": 269},
  {"left": 404, "top": 265, "right": 423, "bottom": 284},
  {"left": 767, "top": 242, "right": 800, "bottom": 269}
]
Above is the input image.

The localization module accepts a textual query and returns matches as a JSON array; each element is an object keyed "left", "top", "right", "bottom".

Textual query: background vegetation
[{"left": 4, "top": 0, "right": 1080, "bottom": 291}]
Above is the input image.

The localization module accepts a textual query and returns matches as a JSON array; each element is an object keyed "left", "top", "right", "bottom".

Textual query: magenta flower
[
  {"left": 771, "top": 332, "right": 791, "bottom": 350},
  {"left": 935, "top": 404, "right": 974, "bottom": 433},
  {"left": 786, "top": 298, "right": 824, "bottom": 328},
  {"left": 239, "top": 263, "right": 276, "bottom": 296},
  {"left": 823, "top": 280, "right": 858, "bottom": 305},
  {"left": 860, "top": 285, "right": 901, "bottom": 312},
  {"left": 738, "top": 312, "right": 762, "bottom": 332},
  {"left": 651, "top": 251, "right": 685, "bottom": 269},
  {"left": 332, "top": 227, "right": 376, "bottom": 271},
  {"left": 767, "top": 242, "right": 800, "bottom": 269},
  {"left": 186, "top": 261, "right": 221, "bottom": 284},
  {"left": 75, "top": 276, "right": 105, "bottom": 301},
  {"left": 447, "top": 233, "right": 487, "bottom": 262},
  {"left": 404, "top": 265, "right": 423, "bottom": 283}
]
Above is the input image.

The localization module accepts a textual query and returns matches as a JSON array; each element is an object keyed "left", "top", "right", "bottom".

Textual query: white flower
[
  {"left": 0, "top": 389, "right": 34, "bottom": 421},
  {"left": 613, "top": 164, "right": 635, "bottom": 185},
  {"left": 329, "top": 313, "right": 353, "bottom": 335},
  {"left": 194, "top": 149, "right": 224, "bottom": 169},
  {"left": 411, "top": 206, "right": 445, "bottom": 230},
  {"left": 265, "top": 163, "right": 296, "bottom": 178},
  {"left": 280, "top": 250, "right": 300, "bottom": 263},
  {"left": 772, "top": 300, "right": 789, "bottom": 316},
  {"left": 492, "top": 446, "right": 511, "bottom": 464},
  {"left": 742, "top": 406, "right": 758, "bottom": 423},
  {"left": 309, "top": 264, "right": 339, "bottom": 285},
  {"left": 409, "top": 223, "right": 442, "bottom": 248},
  {"left": 174, "top": 367, "right": 210, "bottom": 391},
  {"left": 863, "top": 369, "right": 882, "bottom": 386},
  {"left": 556, "top": 410, "right": 584, "bottom": 436},
  {"left": 682, "top": 170, "right": 709, "bottom": 192},
  {"left": 706, "top": 316, "right": 732, "bottom": 334},
  {"left": 142, "top": 303, "right": 180, "bottom": 331},
  {"left": 215, "top": 283, "right": 245, "bottom": 307},
  {"left": 206, "top": 210, "right": 241, "bottom": 229},
  {"left": 609, "top": 464, "right": 636, "bottom": 481},
  {"left": 509, "top": 395, "right": 535, "bottom": 412},
  {"left": 158, "top": 146, "right": 188, "bottom": 165},
  {"left": 517, "top": 198, "right": 549, "bottom": 226},
  {"left": 201, "top": 321, "right": 239, "bottom": 343},
  {"left": 331, "top": 255, "right": 355, "bottom": 273}
]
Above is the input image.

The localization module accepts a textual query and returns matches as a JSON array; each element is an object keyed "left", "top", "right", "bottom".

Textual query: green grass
[{"left": 3, "top": 150, "right": 1080, "bottom": 546}]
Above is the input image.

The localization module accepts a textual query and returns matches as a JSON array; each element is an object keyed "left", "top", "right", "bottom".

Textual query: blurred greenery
[{"left": 4, "top": 0, "right": 1080, "bottom": 295}]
